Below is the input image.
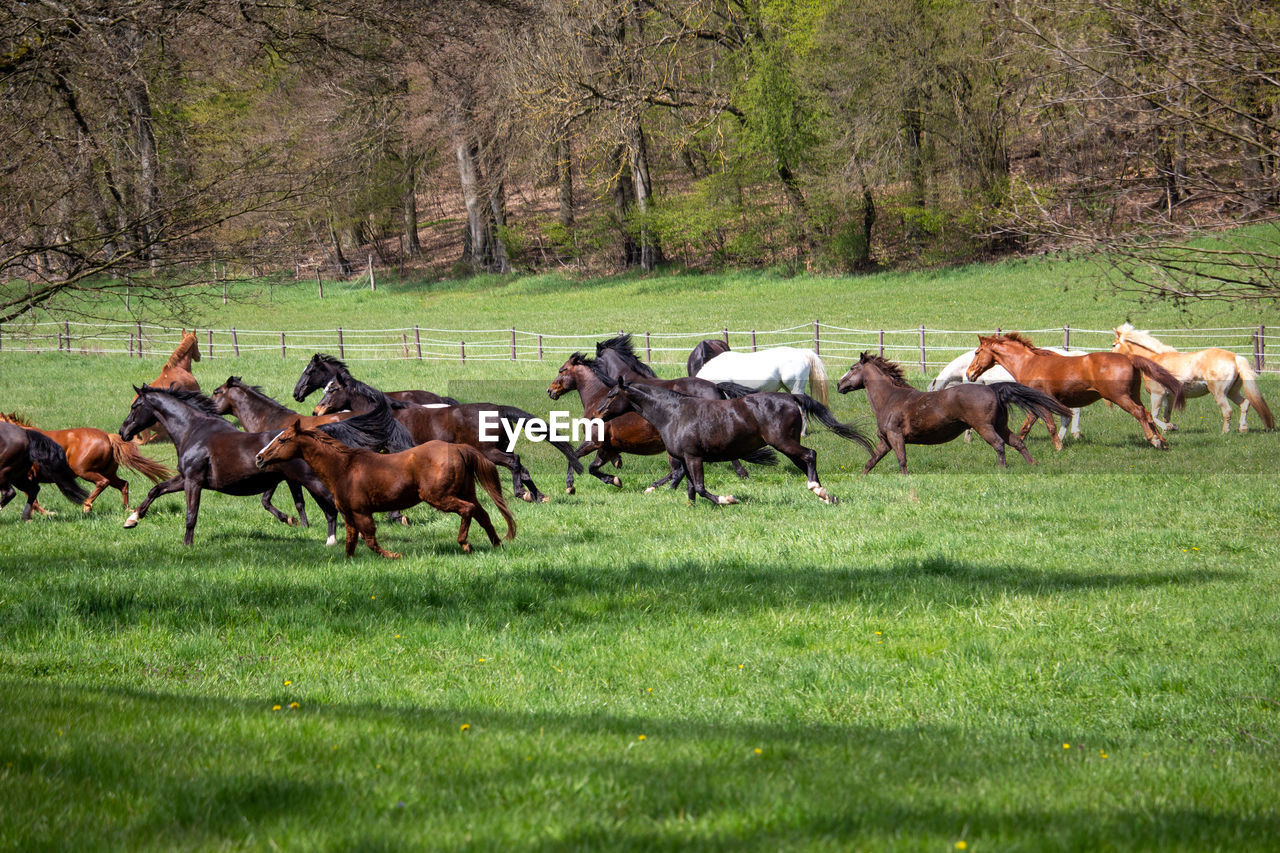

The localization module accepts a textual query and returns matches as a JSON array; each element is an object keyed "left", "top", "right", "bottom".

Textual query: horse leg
[
  {"left": 730, "top": 459, "right": 751, "bottom": 479},
  {"left": 125, "top": 474, "right": 184, "bottom": 528},
  {"left": 1226, "top": 381, "right": 1249, "bottom": 432},
  {"left": 1208, "top": 381, "right": 1233, "bottom": 434},
  {"left": 302, "top": 480, "right": 339, "bottom": 546},
  {"left": 288, "top": 481, "right": 310, "bottom": 527},
  {"left": 81, "top": 474, "right": 110, "bottom": 514},
  {"left": 1016, "top": 410, "right": 1037, "bottom": 441},
  {"left": 355, "top": 513, "right": 399, "bottom": 559},
  {"left": 686, "top": 457, "right": 733, "bottom": 505},
  {"left": 1069, "top": 408, "right": 1082, "bottom": 440},
  {"left": 589, "top": 451, "right": 621, "bottom": 488},
  {"left": 647, "top": 454, "right": 685, "bottom": 494},
  {"left": 343, "top": 515, "right": 359, "bottom": 557},
  {"left": 996, "top": 416, "right": 1035, "bottom": 465},
  {"left": 1116, "top": 395, "right": 1168, "bottom": 449},
  {"left": 182, "top": 480, "right": 202, "bottom": 546},
  {"left": 1150, "top": 387, "right": 1173, "bottom": 432},
  {"left": 862, "top": 439, "right": 892, "bottom": 475},
  {"left": 888, "top": 432, "right": 910, "bottom": 474},
  {"left": 776, "top": 441, "right": 834, "bottom": 503},
  {"left": 971, "top": 422, "right": 1009, "bottom": 467},
  {"left": 106, "top": 471, "right": 130, "bottom": 510},
  {"left": 258, "top": 484, "right": 295, "bottom": 526}
]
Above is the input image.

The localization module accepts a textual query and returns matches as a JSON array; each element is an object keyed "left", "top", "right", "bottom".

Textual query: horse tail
[
  {"left": 461, "top": 445, "right": 516, "bottom": 541},
  {"left": 793, "top": 394, "right": 874, "bottom": 453},
  {"left": 805, "top": 351, "right": 829, "bottom": 407},
  {"left": 741, "top": 447, "right": 778, "bottom": 466},
  {"left": 25, "top": 429, "right": 90, "bottom": 505},
  {"left": 715, "top": 381, "right": 757, "bottom": 400},
  {"left": 1130, "top": 355, "right": 1186, "bottom": 411},
  {"left": 496, "top": 405, "right": 584, "bottom": 473},
  {"left": 1235, "top": 355, "right": 1274, "bottom": 429},
  {"left": 990, "top": 382, "right": 1073, "bottom": 422},
  {"left": 108, "top": 434, "right": 174, "bottom": 483}
]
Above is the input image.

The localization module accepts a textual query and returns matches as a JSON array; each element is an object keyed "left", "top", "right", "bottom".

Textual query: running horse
[
  {"left": 1112, "top": 323, "right": 1273, "bottom": 434},
  {"left": 0, "top": 412, "right": 172, "bottom": 515},
  {"left": 0, "top": 421, "right": 90, "bottom": 520},
  {"left": 967, "top": 332, "right": 1185, "bottom": 449},
  {"left": 135, "top": 330, "right": 202, "bottom": 444}
]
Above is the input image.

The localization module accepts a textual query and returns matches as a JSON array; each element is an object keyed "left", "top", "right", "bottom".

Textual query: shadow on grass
[
  {"left": 0, "top": 552, "right": 1239, "bottom": 635},
  {"left": 0, "top": 678, "right": 1275, "bottom": 850}
]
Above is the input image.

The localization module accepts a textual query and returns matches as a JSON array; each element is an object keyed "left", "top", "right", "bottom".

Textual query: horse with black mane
[
  {"left": 312, "top": 370, "right": 583, "bottom": 502},
  {"left": 837, "top": 353, "right": 1073, "bottom": 474},
  {"left": 687, "top": 339, "right": 731, "bottom": 377},
  {"left": 292, "top": 353, "right": 459, "bottom": 407},
  {"left": 0, "top": 422, "right": 90, "bottom": 520},
  {"left": 587, "top": 376, "right": 871, "bottom": 506}
]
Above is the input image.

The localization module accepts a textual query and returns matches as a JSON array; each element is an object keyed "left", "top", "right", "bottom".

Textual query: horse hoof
[
  {"left": 123, "top": 512, "right": 139, "bottom": 529},
  {"left": 718, "top": 495, "right": 738, "bottom": 505},
  {"left": 82, "top": 503, "right": 92, "bottom": 514},
  {"left": 325, "top": 535, "right": 337, "bottom": 546},
  {"left": 399, "top": 516, "right": 411, "bottom": 526},
  {"left": 566, "top": 486, "right": 575, "bottom": 495},
  {"left": 461, "top": 543, "right": 473, "bottom": 554},
  {"left": 644, "top": 486, "right": 656, "bottom": 494},
  {"left": 286, "top": 516, "right": 299, "bottom": 527},
  {"left": 384, "top": 551, "right": 402, "bottom": 559},
  {"left": 539, "top": 495, "right": 551, "bottom": 503},
  {"left": 520, "top": 493, "right": 535, "bottom": 503},
  {"left": 611, "top": 476, "right": 622, "bottom": 487}
]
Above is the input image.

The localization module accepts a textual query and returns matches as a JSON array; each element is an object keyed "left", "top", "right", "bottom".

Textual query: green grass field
[{"left": 2, "top": 258, "right": 1279, "bottom": 850}]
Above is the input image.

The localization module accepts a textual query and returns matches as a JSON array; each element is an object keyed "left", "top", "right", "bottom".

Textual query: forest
[{"left": 2, "top": 0, "right": 1278, "bottom": 321}]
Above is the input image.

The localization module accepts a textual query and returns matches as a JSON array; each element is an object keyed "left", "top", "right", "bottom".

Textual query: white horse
[
  {"left": 929, "top": 347, "right": 1087, "bottom": 442},
  {"left": 695, "top": 346, "right": 830, "bottom": 406},
  {"left": 1112, "top": 323, "right": 1274, "bottom": 433}
]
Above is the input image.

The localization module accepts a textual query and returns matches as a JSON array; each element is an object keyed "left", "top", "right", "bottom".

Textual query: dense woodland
[{"left": 2, "top": 0, "right": 1279, "bottom": 321}]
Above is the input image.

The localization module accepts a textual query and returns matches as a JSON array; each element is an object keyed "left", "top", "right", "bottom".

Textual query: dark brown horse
[
  {"left": 836, "top": 353, "right": 1073, "bottom": 474},
  {"left": 547, "top": 353, "right": 761, "bottom": 492},
  {"left": 687, "top": 339, "right": 731, "bottom": 377},
  {"left": 967, "top": 333, "right": 1185, "bottom": 449},
  {"left": 587, "top": 377, "right": 870, "bottom": 506},
  {"left": 0, "top": 422, "right": 90, "bottom": 520},
  {"left": 0, "top": 412, "right": 172, "bottom": 514},
  {"left": 291, "top": 353, "right": 459, "bottom": 407},
  {"left": 256, "top": 422, "right": 516, "bottom": 558},
  {"left": 136, "top": 330, "right": 201, "bottom": 444}
]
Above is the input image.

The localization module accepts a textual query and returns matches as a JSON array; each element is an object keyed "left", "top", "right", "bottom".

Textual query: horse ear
[
  {"left": 289, "top": 417, "right": 302, "bottom": 431},
  {"left": 858, "top": 351, "right": 870, "bottom": 363}
]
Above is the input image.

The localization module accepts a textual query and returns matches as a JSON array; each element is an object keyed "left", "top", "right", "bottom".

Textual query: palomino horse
[
  {"left": 928, "top": 347, "right": 1087, "bottom": 442},
  {"left": 837, "top": 353, "right": 1072, "bottom": 474},
  {"left": 0, "top": 412, "right": 172, "bottom": 514},
  {"left": 967, "top": 333, "right": 1184, "bottom": 449},
  {"left": 694, "top": 346, "right": 830, "bottom": 406},
  {"left": 1112, "top": 324, "right": 1274, "bottom": 433},
  {"left": 136, "top": 330, "right": 202, "bottom": 444},
  {"left": 256, "top": 422, "right": 516, "bottom": 558},
  {"left": 0, "top": 422, "right": 89, "bottom": 520},
  {"left": 587, "top": 376, "right": 871, "bottom": 506}
]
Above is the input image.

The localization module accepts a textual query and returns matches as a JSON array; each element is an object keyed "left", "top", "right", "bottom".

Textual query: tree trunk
[
  {"left": 488, "top": 182, "right": 512, "bottom": 273},
  {"left": 403, "top": 157, "right": 421, "bottom": 258},
  {"left": 627, "top": 122, "right": 662, "bottom": 271},
  {"left": 328, "top": 217, "right": 352, "bottom": 277},
  {"left": 610, "top": 144, "right": 640, "bottom": 267},
  {"left": 557, "top": 135, "right": 575, "bottom": 228},
  {"left": 123, "top": 25, "right": 160, "bottom": 265},
  {"left": 857, "top": 183, "right": 876, "bottom": 271}
]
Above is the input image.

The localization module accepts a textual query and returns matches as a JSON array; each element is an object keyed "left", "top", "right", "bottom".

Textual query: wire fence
[{"left": 2, "top": 319, "right": 1275, "bottom": 375}]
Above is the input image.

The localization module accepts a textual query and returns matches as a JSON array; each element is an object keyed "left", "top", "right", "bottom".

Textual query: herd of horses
[{"left": 1, "top": 324, "right": 1272, "bottom": 558}]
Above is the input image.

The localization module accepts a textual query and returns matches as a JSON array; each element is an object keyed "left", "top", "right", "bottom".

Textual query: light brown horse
[
  {"left": 137, "top": 330, "right": 202, "bottom": 444},
  {"left": 1112, "top": 324, "right": 1273, "bottom": 433},
  {"left": 0, "top": 412, "right": 173, "bottom": 514},
  {"left": 256, "top": 421, "right": 516, "bottom": 558},
  {"left": 967, "top": 332, "right": 1185, "bottom": 449}
]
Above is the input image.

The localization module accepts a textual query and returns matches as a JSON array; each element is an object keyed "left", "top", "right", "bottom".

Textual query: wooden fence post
[
  {"left": 723, "top": 327, "right": 729, "bottom": 346},
  {"left": 1064, "top": 324, "right": 1070, "bottom": 349},
  {"left": 136, "top": 321, "right": 143, "bottom": 358},
  {"left": 414, "top": 326, "right": 422, "bottom": 360},
  {"left": 368, "top": 255, "right": 375, "bottom": 291},
  {"left": 232, "top": 328, "right": 239, "bottom": 357},
  {"left": 338, "top": 327, "right": 344, "bottom": 359},
  {"left": 64, "top": 321, "right": 70, "bottom": 352},
  {"left": 1259, "top": 325, "right": 1266, "bottom": 371},
  {"left": 538, "top": 334, "right": 544, "bottom": 360},
  {"left": 460, "top": 341, "right": 466, "bottom": 364},
  {"left": 919, "top": 325, "right": 926, "bottom": 374},
  {"left": 751, "top": 329, "right": 757, "bottom": 351},
  {"left": 208, "top": 329, "right": 214, "bottom": 359},
  {"left": 280, "top": 331, "right": 286, "bottom": 359},
  {"left": 645, "top": 331, "right": 651, "bottom": 362},
  {"left": 510, "top": 327, "right": 517, "bottom": 360},
  {"left": 129, "top": 333, "right": 134, "bottom": 358},
  {"left": 813, "top": 320, "right": 820, "bottom": 354},
  {"left": 317, "top": 269, "right": 323, "bottom": 299},
  {"left": 878, "top": 329, "right": 884, "bottom": 358}
]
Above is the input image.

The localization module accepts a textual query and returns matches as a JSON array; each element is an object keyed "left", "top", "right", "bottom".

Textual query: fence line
[{"left": 3, "top": 320, "right": 1275, "bottom": 374}]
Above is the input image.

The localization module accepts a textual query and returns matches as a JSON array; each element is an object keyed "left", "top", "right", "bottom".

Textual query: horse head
[
  {"left": 836, "top": 353, "right": 874, "bottom": 394},
  {"left": 207, "top": 377, "right": 241, "bottom": 415},
  {"left": 120, "top": 386, "right": 160, "bottom": 441},
  {"left": 967, "top": 336, "right": 999, "bottom": 381},
  {"left": 256, "top": 419, "right": 303, "bottom": 468},
  {"left": 586, "top": 375, "right": 632, "bottom": 421}
]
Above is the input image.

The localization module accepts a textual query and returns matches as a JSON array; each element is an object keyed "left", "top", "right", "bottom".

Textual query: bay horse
[
  {"left": 837, "top": 353, "right": 1072, "bottom": 474},
  {"left": 1112, "top": 323, "right": 1273, "bottom": 433},
  {"left": 0, "top": 422, "right": 90, "bottom": 520},
  {"left": 967, "top": 333, "right": 1185, "bottom": 449},
  {"left": 119, "top": 386, "right": 341, "bottom": 546},
  {"left": 0, "top": 412, "right": 172, "bottom": 514},
  {"left": 694, "top": 346, "right": 830, "bottom": 407},
  {"left": 687, "top": 339, "right": 731, "bottom": 377},
  {"left": 256, "top": 422, "right": 516, "bottom": 558},
  {"left": 587, "top": 376, "right": 871, "bottom": 506},
  {"left": 136, "top": 330, "right": 202, "bottom": 444},
  {"left": 292, "top": 353, "right": 459, "bottom": 407},
  {"left": 928, "top": 347, "right": 1086, "bottom": 442},
  {"left": 313, "top": 374, "right": 583, "bottom": 502},
  {"left": 547, "top": 353, "right": 766, "bottom": 492}
]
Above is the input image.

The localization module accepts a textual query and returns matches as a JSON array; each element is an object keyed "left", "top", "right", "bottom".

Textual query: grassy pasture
[{"left": 1, "top": 258, "right": 1279, "bottom": 850}]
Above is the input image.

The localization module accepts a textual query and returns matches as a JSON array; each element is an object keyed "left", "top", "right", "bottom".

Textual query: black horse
[
  {"left": 119, "top": 386, "right": 357, "bottom": 546},
  {"left": 0, "top": 422, "right": 89, "bottom": 520},
  {"left": 587, "top": 376, "right": 871, "bottom": 506},
  {"left": 292, "top": 353, "right": 459, "bottom": 406},
  {"left": 687, "top": 339, "right": 731, "bottom": 377},
  {"left": 313, "top": 373, "right": 584, "bottom": 502},
  {"left": 837, "top": 353, "right": 1073, "bottom": 474}
]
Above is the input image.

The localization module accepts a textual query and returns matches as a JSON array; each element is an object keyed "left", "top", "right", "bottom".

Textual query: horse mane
[
  {"left": 1114, "top": 323, "right": 1175, "bottom": 353},
  {"left": 1000, "top": 332, "right": 1057, "bottom": 356},
  {"left": 312, "top": 353, "right": 350, "bottom": 374},
  {"left": 297, "top": 424, "right": 362, "bottom": 457},
  {"left": 596, "top": 334, "right": 658, "bottom": 378},
  {"left": 860, "top": 353, "right": 911, "bottom": 388},
  {"left": 166, "top": 333, "right": 199, "bottom": 368},
  {"left": 140, "top": 385, "right": 223, "bottom": 418},
  {"left": 0, "top": 411, "right": 34, "bottom": 427}
]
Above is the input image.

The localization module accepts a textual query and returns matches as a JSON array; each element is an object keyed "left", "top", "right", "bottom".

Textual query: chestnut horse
[
  {"left": 967, "top": 333, "right": 1184, "bottom": 449},
  {"left": 256, "top": 422, "right": 516, "bottom": 558},
  {"left": 836, "top": 353, "right": 1072, "bottom": 474},
  {"left": 136, "top": 330, "right": 201, "bottom": 444},
  {"left": 1112, "top": 324, "right": 1273, "bottom": 433},
  {"left": 0, "top": 412, "right": 172, "bottom": 514}
]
